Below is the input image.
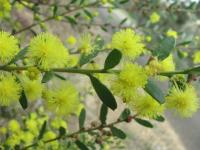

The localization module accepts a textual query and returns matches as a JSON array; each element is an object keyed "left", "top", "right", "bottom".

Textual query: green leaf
[
  {"left": 79, "top": 37, "right": 104, "bottom": 66},
  {"left": 42, "top": 71, "right": 54, "bottom": 83},
  {"left": 53, "top": 5, "right": 58, "bottom": 16},
  {"left": 177, "top": 40, "right": 191, "bottom": 46},
  {"left": 75, "top": 140, "right": 89, "bottom": 150},
  {"left": 79, "top": 108, "right": 86, "bottom": 129},
  {"left": 7, "top": 47, "right": 28, "bottom": 65},
  {"left": 54, "top": 73, "right": 66, "bottom": 80},
  {"left": 111, "top": 126, "right": 126, "bottom": 139},
  {"left": 59, "top": 127, "right": 66, "bottom": 136},
  {"left": 119, "top": 0, "right": 129, "bottom": 4},
  {"left": 89, "top": 75, "right": 117, "bottom": 110},
  {"left": 135, "top": 118, "right": 153, "bottom": 128},
  {"left": 100, "top": 104, "right": 108, "bottom": 124},
  {"left": 100, "top": 26, "right": 108, "bottom": 32},
  {"left": 154, "top": 115, "right": 165, "bottom": 122},
  {"left": 38, "top": 121, "right": 47, "bottom": 140},
  {"left": 19, "top": 91, "right": 28, "bottom": 110},
  {"left": 79, "top": 51, "right": 98, "bottom": 67},
  {"left": 144, "top": 79, "right": 165, "bottom": 104},
  {"left": 153, "top": 37, "right": 176, "bottom": 60},
  {"left": 65, "top": 16, "right": 77, "bottom": 25},
  {"left": 119, "top": 108, "right": 131, "bottom": 120},
  {"left": 119, "top": 18, "right": 128, "bottom": 26},
  {"left": 83, "top": 9, "right": 93, "bottom": 19},
  {"left": 70, "top": 0, "right": 77, "bottom": 4},
  {"left": 104, "top": 49, "right": 122, "bottom": 70},
  {"left": 80, "top": 0, "right": 85, "bottom": 5}
]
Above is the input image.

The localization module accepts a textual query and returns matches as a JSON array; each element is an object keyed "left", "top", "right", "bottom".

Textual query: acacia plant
[{"left": 0, "top": 0, "right": 200, "bottom": 149}]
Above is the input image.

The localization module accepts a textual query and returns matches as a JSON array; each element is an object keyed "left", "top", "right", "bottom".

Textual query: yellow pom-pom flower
[
  {"left": 67, "top": 35, "right": 77, "bottom": 45},
  {"left": 21, "top": 131, "right": 34, "bottom": 145},
  {"left": 101, "top": 0, "right": 108, "bottom": 4},
  {"left": 51, "top": 117, "right": 68, "bottom": 129},
  {"left": 26, "top": 67, "right": 41, "bottom": 80},
  {"left": 8, "top": 119, "right": 20, "bottom": 133},
  {"left": 42, "top": 131, "right": 59, "bottom": 149},
  {"left": 0, "top": 74, "right": 21, "bottom": 106},
  {"left": 146, "top": 55, "right": 175, "bottom": 75},
  {"left": 25, "top": 119, "right": 38, "bottom": 134},
  {"left": 44, "top": 81, "right": 80, "bottom": 116},
  {"left": 193, "top": 51, "right": 200, "bottom": 64},
  {"left": 128, "top": 92, "right": 164, "bottom": 118},
  {"left": 166, "top": 29, "right": 178, "bottom": 39},
  {"left": 111, "top": 63, "right": 148, "bottom": 102},
  {"left": 146, "top": 36, "right": 152, "bottom": 42},
  {"left": 150, "top": 12, "right": 160, "bottom": 24},
  {"left": 0, "top": 127, "right": 7, "bottom": 135},
  {"left": 111, "top": 29, "right": 145, "bottom": 59},
  {"left": 0, "top": 31, "right": 19, "bottom": 64},
  {"left": 166, "top": 85, "right": 199, "bottom": 117},
  {"left": 28, "top": 33, "right": 69, "bottom": 70},
  {"left": 21, "top": 77, "right": 43, "bottom": 101},
  {"left": 78, "top": 33, "right": 93, "bottom": 54},
  {"left": 5, "top": 134, "right": 21, "bottom": 147},
  {"left": 66, "top": 55, "right": 79, "bottom": 67},
  {"left": 0, "top": 0, "right": 11, "bottom": 18}
]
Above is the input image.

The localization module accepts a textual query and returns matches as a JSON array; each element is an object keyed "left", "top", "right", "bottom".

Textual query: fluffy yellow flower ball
[
  {"left": 42, "top": 131, "right": 59, "bottom": 149},
  {"left": 111, "top": 29, "right": 145, "bottom": 59},
  {"left": 21, "top": 131, "right": 34, "bottom": 145},
  {"left": 0, "top": 31, "right": 19, "bottom": 64},
  {"left": 28, "top": 33, "right": 69, "bottom": 70},
  {"left": 51, "top": 117, "right": 68, "bottom": 129},
  {"left": 128, "top": 92, "right": 164, "bottom": 118},
  {"left": 67, "top": 35, "right": 77, "bottom": 45},
  {"left": 166, "top": 29, "right": 178, "bottom": 39},
  {"left": 111, "top": 63, "right": 148, "bottom": 102},
  {"left": 0, "top": 0, "right": 11, "bottom": 18},
  {"left": 193, "top": 51, "right": 200, "bottom": 64},
  {"left": 0, "top": 74, "right": 21, "bottom": 106},
  {"left": 8, "top": 119, "right": 20, "bottom": 133},
  {"left": 166, "top": 85, "right": 199, "bottom": 117},
  {"left": 44, "top": 81, "right": 80, "bottom": 116},
  {"left": 146, "top": 55, "right": 175, "bottom": 75},
  {"left": 25, "top": 119, "right": 38, "bottom": 134},
  {"left": 150, "top": 12, "right": 160, "bottom": 24},
  {"left": 66, "top": 55, "right": 79, "bottom": 67},
  {"left": 78, "top": 33, "right": 93, "bottom": 54},
  {"left": 21, "top": 77, "right": 43, "bottom": 101}
]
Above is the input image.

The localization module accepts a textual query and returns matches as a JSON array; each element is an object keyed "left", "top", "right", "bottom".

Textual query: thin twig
[
  {"left": 13, "top": 1, "right": 99, "bottom": 35},
  {"left": 22, "top": 114, "right": 138, "bottom": 150}
]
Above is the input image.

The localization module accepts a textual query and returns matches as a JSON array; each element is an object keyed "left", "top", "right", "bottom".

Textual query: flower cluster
[
  {"left": 0, "top": 31, "right": 81, "bottom": 118},
  {"left": 0, "top": 110, "right": 67, "bottom": 149},
  {"left": 0, "top": 28, "right": 199, "bottom": 135},
  {"left": 110, "top": 29, "right": 199, "bottom": 119}
]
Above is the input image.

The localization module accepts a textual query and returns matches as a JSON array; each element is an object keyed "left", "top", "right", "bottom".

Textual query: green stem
[
  {"left": 0, "top": 66, "right": 119, "bottom": 74},
  {"left": 22, "top": 114, "right": 138, "bottom": 150},
  {"left": 1, "top": 65, "right": 200, "bottom": 76},
  {"left": 159, "top": 65, "right": 200, "bottom": 77}
]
